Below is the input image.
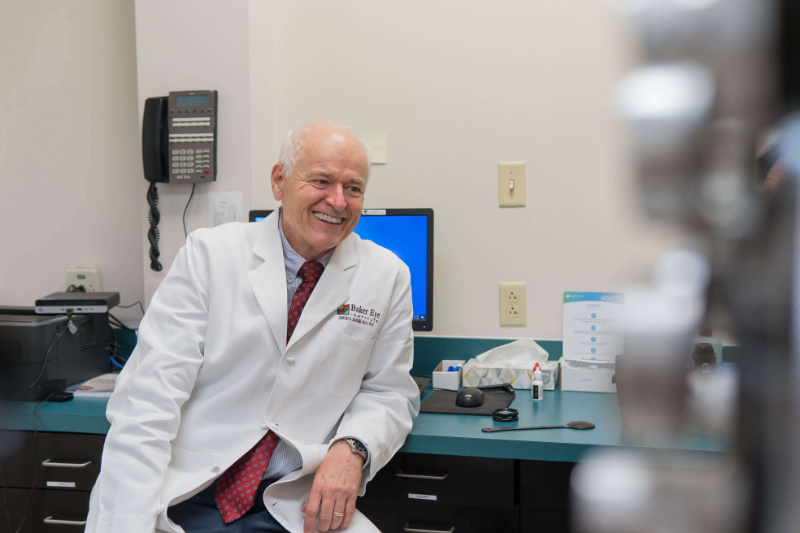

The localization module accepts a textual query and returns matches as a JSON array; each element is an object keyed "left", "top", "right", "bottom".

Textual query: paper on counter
[
  {"left": 563, "top": 292, "right": 625, "bottom": 361},
  {"left": 66, "top": 373, "right": 119, "bottom": 397},
  {"left": 208, "top": 191, "right": 242, "bottom": 227}
]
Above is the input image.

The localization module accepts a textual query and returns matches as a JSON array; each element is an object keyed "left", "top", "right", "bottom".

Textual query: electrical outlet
[
  {"left": 67, "top": 265, "right": 103, "bottom": 292},
  {"left": 499, "top": 282, "right": 527, "bottom": 326},
  {"left": 498, "top": 162, "right": 526, "bottom": 207}
]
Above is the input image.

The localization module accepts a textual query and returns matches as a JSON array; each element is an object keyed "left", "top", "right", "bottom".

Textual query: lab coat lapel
[
  {"left": 248, "top": 212, "right": 289, "bottom": 355},
  {"left": 286, "top": 236, "right": 356, "bottom": 351}
]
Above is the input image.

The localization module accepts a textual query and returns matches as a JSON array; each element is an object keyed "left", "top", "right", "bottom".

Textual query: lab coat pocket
[
  {"left": 307, "top": 330, "right": 375, "bottom": 398},
  {"left": 161, "top": 443, "right": 217, "bottom": 505}
]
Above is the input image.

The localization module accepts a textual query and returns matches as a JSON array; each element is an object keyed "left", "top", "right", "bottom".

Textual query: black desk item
[
  {"left": 482, "top": 421, "right": 596, "bottom": 433},
  {"left": 0, "top": 309, "right": 111, "bottom": 400},
  {"left": 478, "top": 383, "right": 515, "bottom": 394},
  {"left": 421, "top": 390, "right": 514, "bottom": 416},
  {"left": 455, "top": 387, "right": 484, "bottom": 407},
  {"left": 493, "top": 408, "right": 519, "bottom": 422},
  {"left": 413, "top": 377, "right": 430, "bottom": 395}
]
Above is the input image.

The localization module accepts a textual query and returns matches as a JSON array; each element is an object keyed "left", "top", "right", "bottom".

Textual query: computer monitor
[{"left": 249, "top": 208, "right": 434, "bottom": 331}]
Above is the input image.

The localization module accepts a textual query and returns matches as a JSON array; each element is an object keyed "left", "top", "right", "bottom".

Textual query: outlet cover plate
[
  {"left": 499, "top": 282, "right": 527, "bottom": 326},
  {"left": 498, "top": 162, "right": 526, "bottom": 207}
]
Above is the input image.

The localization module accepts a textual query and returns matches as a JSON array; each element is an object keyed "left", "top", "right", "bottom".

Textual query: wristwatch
[{"left": 343, "top": 438, "right": 368, "bottom": 463}]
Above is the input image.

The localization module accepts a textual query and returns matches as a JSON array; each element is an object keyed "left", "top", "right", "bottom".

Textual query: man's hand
[{"left": 301, "top": 440, "right": 364, "bottom": 532}]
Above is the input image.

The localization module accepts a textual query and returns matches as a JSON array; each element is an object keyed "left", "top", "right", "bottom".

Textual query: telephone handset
[{"left": 141, "top": 90, "right": 218, "bottom": 271}]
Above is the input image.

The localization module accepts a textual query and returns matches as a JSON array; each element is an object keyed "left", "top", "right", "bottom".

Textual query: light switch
[{"left": 498, "top": 162, "right": 526, "bottom": 207}]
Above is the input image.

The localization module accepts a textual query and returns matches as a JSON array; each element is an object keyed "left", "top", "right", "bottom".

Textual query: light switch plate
[
  {"left": 498, "top": 162, "right": 526, "bottom": 207},
  {"left": 499, "top": 282, "right": 527, "bottom": 326}
]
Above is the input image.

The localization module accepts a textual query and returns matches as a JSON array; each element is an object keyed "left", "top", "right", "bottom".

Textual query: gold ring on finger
[{"left": 333, "top": 512, "right": 345, "bottom": 517}]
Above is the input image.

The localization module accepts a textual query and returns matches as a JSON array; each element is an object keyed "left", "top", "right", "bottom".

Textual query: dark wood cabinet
[
  {"left": 1, "top": 431, "right": 577, "bottom": 533},
  {"left": 0, "top": 488, "right": 90, "bottom": 533},
  {"left": 519, "top": 460, "right": 576, "bottom": 533},
  {"left": 1, "top": 432, "right": 103, "bottom": 533},
  {"left": 2, "top": 431, "right": 104, "bottom": 491},
  {"left": 357, "top": 452, "right": 520, "bottom": 533}
]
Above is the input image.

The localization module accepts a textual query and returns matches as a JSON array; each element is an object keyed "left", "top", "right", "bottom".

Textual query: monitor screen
[{"left": 250, "top": 209, "right": 434, "bottom": 331}]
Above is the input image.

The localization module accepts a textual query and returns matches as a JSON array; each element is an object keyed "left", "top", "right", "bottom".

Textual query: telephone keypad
[{"left": 169, "top": 144, "right": 212, "bottom": 182}]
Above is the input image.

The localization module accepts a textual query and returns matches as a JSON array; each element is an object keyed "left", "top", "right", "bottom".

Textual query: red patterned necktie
[
  {"left": 286, "top": 261, "right": 325, "bottom": 342},
  {"left": 214, "top": 260, "right": 324, "bottom": 523}
]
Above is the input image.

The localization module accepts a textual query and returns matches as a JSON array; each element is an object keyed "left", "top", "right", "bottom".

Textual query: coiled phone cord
[{"left": 147, "top": 181, "right": 163, "bottom": 271}]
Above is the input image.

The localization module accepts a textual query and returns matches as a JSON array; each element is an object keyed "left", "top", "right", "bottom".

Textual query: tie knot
[{"left": 299, "top": 261, "right": 323, "bottom": 283}]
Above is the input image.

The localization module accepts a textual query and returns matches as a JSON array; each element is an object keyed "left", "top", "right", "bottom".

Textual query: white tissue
[{"left": 475, "top": 338, "right": 549, "bottom": 364}]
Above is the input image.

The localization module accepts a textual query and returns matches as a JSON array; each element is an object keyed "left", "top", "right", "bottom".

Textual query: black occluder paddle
[{"left": 482, "top": 421, "right": 595, "bottom": 433}]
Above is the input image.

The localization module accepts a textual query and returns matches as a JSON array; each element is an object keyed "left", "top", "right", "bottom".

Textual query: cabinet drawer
[
  {"left": 1, "top": 432, "right": 105, "bottom": 491},
  {"left": 520, "top": 508, "right": 572, "bottom": 533},
  {"left": 357, "top": 497, "right": 519, "bottom": 533},
  {"left": 364, "top": 453, "right": 515, "bottom": 510},
  {"left": 0, "top": 487, "right": 90, "bottom": 533},
  {"left": 519, "top": 460, "right": 575, "bottom": 511}
]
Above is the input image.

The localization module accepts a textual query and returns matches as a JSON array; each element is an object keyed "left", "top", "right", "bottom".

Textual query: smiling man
[{"left": 85, "top": 122, "right": 420, "bottom": 533}]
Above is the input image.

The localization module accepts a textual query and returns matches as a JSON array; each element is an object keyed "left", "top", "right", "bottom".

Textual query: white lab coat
[{"left": 84, "top": 211, "right": 420, "bottom": 533}]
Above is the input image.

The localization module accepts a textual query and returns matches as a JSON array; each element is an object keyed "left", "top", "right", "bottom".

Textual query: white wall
[
  {"left": 258, "top": 1, "right": 684, "bottom": 339},
  {"left": 133, "top": 1, "right": 685, "bottom": 340},
  {"left": 0, "top": 0, "right": 145, "bottom": 324},
  {"left": 134, "top": 0, "right": 256, "bottom": 305}
]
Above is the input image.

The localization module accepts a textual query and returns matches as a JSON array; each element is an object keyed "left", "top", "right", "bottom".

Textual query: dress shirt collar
[{"left": 278, "top": 208, "right": 333, "bottom": 281}]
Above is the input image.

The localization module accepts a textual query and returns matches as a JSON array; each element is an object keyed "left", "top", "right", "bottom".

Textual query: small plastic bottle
[{"left": 532, "top": 363, "right": 544, "bottom": 401}]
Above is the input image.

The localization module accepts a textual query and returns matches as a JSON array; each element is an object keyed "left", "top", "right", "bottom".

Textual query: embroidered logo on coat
[{"left": 338, "top": 304, "right": 381, "bottom": 327}]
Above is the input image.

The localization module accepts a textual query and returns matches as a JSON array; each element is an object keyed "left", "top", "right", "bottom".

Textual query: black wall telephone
[{"left": 141, "top": 90, "right": 218, "bottom": 271}]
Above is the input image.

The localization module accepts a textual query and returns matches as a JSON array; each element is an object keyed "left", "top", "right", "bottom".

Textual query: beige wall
[
  {"left": 134, "top": 0, "right": 255, "bottom": 305},
  {"left": 130, "top": 1, "right": 685, "bottom": 339},
  {"left": 256, "top": 1, "right": 684, "bottom": 339},
  {"left": 0, "top": 0, "right": 145, "bottom": 324}
]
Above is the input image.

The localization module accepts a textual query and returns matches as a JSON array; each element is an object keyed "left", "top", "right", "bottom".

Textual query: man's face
[{"left": 271, "top": 126, "right": 369, "bottom": 261}]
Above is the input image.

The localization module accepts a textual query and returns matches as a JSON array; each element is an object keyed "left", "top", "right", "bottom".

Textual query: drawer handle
[
  {"left": 42, "top": 459, "right": 92, "bottom": 468},
  {"left": 43, "top": 516, "right": 87, "bottom": 526},
  {"left": 404, "top": 524, "right": 454, "bottom": 533},
  {"left": 396, "top": 469, "right": 448, "bottom": 481}
]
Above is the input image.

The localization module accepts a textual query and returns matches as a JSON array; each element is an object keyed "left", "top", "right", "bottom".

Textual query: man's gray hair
[{"left": 279, "top": 122, "right": 372, "bottom": 180}]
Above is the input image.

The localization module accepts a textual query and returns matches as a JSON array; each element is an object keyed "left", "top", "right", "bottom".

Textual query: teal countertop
[
  {"left": 3, "top": 336, "right": 729, "bottom": 463},
  {"left": 402, "top": 387, "right": 724, "bottom": 462},
  {"left": 5, "top": 388, "right": 725, "bottom": 464}
]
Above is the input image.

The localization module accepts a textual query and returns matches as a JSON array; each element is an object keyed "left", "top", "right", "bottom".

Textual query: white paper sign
[
  {"left": 208, "top": 191, "right": 242, "bottom": 227},
  {"left": 563, "top": 292, "right": 625, "bottom": 361},
  {"left": 361, "top": 133, "right": 387, "bottom": 164}
]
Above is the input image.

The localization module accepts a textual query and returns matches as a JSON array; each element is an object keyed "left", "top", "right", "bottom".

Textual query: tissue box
[
  {"left": 559, "top": 358, "right": 616, "bottom": 393},
  {"left": 462, "top": 359, "right": 559, "bottom": 390},
  {"left": 432, "top": 360, "right": 465, "bottom": 391}
]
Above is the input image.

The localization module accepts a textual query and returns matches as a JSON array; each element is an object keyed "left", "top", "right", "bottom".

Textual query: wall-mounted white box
[{"left": 432, "top": 360, "right": 465, "bottom": 391}]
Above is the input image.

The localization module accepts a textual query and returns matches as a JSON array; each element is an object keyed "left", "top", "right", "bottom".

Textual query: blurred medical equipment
[{"left": 572, "top": 0, "right": 800, "bottom": 532}]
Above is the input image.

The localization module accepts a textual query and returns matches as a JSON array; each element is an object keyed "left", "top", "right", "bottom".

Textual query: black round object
[
  {"left": 455, "top": 387, "right": 484, "bottom": 407},
  {"left": 492, "top": 408, "right": 519, "bottom": 422}
]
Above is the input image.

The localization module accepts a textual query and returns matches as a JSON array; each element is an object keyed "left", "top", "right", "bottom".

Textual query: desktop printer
[{"left": 0, "top": 308, "right": 112, "bottom": 401}]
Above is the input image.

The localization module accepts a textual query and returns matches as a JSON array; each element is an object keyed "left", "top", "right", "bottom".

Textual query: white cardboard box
[
  {"left": 559, "top": 358, "right": 617, "bottom": 393},
  {"left": 432, "top": 360, "right": 465, "bottom": 391}
]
